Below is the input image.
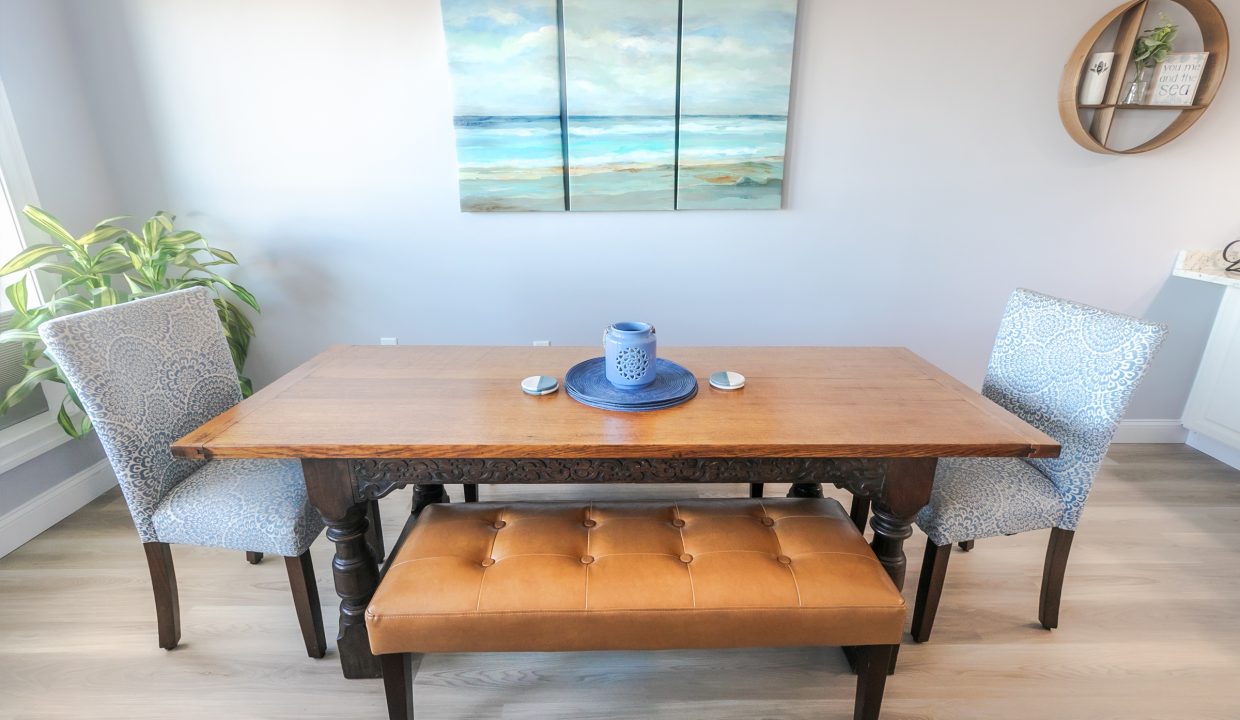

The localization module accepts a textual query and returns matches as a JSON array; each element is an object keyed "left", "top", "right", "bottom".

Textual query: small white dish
[
  {"left": 709, "top": 371, "right": 746, "bottom": 391},
  {"left": 522, "top": 375, "right": 560, "bottom": 396}
]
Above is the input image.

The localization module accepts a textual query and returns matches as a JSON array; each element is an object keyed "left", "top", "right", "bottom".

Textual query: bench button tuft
[
  {"left": 581, "top": 555, "right": 595, "bottom": 565},
  {"left": 671, "top": 518, "right": 686, "bottom": 528},
  {"left": 761, "top": 517, "right": 776, "bottom": 527},
  {"left": 481, "top": 558, "right": 495, "bottom": 567},
  {"left": 583, "top": 519, "right": 597, "bottom": 528},
  {"left": 777, "top": 555, "right": 792, "bottom": 565},
  {"left": 679, "top": 553, "right": 694, "bottom": 563}
]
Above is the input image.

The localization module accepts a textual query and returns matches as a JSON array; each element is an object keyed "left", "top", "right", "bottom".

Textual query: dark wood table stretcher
[{"left": 172, "top": 345, "right": 1059, "bottom": 679}]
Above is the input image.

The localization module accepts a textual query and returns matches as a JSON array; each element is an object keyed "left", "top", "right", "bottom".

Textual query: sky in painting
[
  {"left": 680, "top": 0, "right": 798, "bottom": 116},
  {"left": 440, "top": 0, "right": 561, "bottom": 116},
  {"left": 562, "top": 0, "right": 679, "bottom": 117}
]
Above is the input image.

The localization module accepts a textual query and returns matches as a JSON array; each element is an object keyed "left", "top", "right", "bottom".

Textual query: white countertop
[{"left": 1173, "top": 250, "right": 1240, "bottom": 288}]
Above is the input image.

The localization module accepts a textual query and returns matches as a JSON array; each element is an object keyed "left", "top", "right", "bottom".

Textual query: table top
[{"left": 171, "top": 346, "right": 1060, "bottom": 461}]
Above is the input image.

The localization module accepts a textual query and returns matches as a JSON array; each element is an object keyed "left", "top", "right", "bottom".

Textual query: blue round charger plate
[{"left": 565, "top": 357, "right": 698, "bottom": 412}]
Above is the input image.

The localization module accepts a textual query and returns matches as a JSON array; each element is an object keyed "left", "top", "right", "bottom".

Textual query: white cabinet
[{"left": 1176, "top": 251, "right": 1240, "bottom": 465}]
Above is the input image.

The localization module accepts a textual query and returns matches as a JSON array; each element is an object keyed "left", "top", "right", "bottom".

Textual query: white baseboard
[
  {"left": 1111, "top": 419, "right": 1189, "bottom": 444},
  {"left": 1186, "top": 431, "right": 1240, "bottom": 471},
  {"left": 0, "top": 459, "right": 116, "bottom": 558}
]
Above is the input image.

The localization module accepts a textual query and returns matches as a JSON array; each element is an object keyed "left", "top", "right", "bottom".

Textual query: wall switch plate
[
  {"left": 380, "top": 337, "right": 398, "bottom": 345},
  {"left": 533, "top": 340, "right": 551, "bottom": 347}
]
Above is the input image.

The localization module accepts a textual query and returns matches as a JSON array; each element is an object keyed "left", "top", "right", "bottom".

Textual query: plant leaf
[
  {"left": 91, "top": 256, "right": 135, "bottom": 274},
  {"left": 56, "top": 401, "right": 79, "bottom": 437},
  {"left": 94, "top": 215, "right": 130, "bottom": 229},
  {"left": 0, "top": 365, "right": 56, "bottom": 414},
  {"left": 90, "top": 285, "right": 119, "bottom": 306},
  {"left": 4, "top": 277, "right": 28, "bottom": 314},
  {"left": 0, "top": 244, "right": 65, "bottom": 275},
  {"left": 22, "top": 206, "right": 79, "bottom": 250},
  {"left": 0, "top": 327, "right": 40, "bottom": 344},
  {"left": 210, "top": 276, "right": 260, "bottom": 312},
  {"left": 78, "top": 226, "right": 128, "bottom": 246},
  {"left": 142, "top": 217, "right": 162, "bottom": 253},
  {"left": 208, "top": 247, "right": 238, "bottom": 264}
]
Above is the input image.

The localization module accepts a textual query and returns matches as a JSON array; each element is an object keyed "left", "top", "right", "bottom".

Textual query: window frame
[{"left": 0, "top": 73, "right": 74, "bottom": 468}]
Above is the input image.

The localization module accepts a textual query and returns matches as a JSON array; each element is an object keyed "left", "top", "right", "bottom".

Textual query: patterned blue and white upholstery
[
  {"left": 39, "top": 288, "right": 323, "bottom": 556},
  {"left": 917, "top": 289, "right": 1166, "bottom": 546}
]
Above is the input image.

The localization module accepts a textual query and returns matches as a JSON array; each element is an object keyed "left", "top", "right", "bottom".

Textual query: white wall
[
  {"left": 54, "top": 0, "right": 1240, "bottom": 420},
  {"left": 0, "top": 0, "right": 112, "bottom": 524}
]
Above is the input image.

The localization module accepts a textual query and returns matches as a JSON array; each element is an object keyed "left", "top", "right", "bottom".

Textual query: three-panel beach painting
[{"left": 440, "top": 0, "right": 798, "bottom": 211}]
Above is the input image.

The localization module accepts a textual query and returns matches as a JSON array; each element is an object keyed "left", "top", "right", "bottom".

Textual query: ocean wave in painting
[{"left": 453, "top": 114, "right": 786, "bottom": 211}]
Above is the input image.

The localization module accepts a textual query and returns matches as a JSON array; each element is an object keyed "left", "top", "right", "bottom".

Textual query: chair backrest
[
  {"left": 983, "top": 289, "right": 1166, "bottom": 529},
  {"left": 39, "top": 287, "right": 241, "bottom": 542}
]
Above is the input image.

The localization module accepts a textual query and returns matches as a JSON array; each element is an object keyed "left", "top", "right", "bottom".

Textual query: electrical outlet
[
  {"left": 533, "top": 340, "right": 551, "bottom": 347},
  {"left": 380, "top": 337, "right": 398, "bottom": 346}
]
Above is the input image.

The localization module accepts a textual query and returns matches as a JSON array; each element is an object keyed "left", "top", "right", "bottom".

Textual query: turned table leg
[
  {"left": 302, "top": 459, "right": 382, "bottom": 679},
  {"left": 868, "top": 458, "right": 937, "bottom": 590}
]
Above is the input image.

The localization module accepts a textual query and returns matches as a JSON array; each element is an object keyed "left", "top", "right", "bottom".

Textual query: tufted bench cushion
[{"left": 366, "top": 498, "right": 906, "bottom": 655}]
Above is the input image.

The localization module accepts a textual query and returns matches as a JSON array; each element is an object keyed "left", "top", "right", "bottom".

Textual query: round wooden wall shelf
[{"left": 1059, "top": 0, "right": 1229, "bottom": 154}]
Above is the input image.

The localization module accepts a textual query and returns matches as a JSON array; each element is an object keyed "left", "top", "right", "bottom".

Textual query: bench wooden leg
[
  {"left": 464, "top": 484, "right": 479, "bottom": 503},
  {"left": 748, "top": 483, "right": 763, "bottom": 498},
  {"left": 246, "top": 551, "right": 263, "bottom": 564},
  {"left": 958, "top": 540, "right": 975, "bottom": 552},
  {"left": 911, "top": 541, "right": 952, "bottom": 643},
  {"left": 1039, "top": 528, "right": 1075, "bottom": 630},
  {"left": 848, "top": 496, "right": 870, "bottom": 534},
  {"left": 853, "top": 644, "right": 896, "bottom": 720},
  {"left": 382, "top": 653, "right": 423, "bottom": 720}
]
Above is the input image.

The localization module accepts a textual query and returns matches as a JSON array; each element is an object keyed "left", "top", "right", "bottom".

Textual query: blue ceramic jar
[{"left": 604, "top": 322, "right": 657, "bottom": 388}]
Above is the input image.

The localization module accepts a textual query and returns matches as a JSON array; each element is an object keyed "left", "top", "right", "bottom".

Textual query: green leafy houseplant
[
  {"left": 1133, "top": 15, "right": 1178, "bottom": 70},
  {"left": 0, "top": 206, "right": 259, "bottom": 437},
  {"left": 1124, "top": 14, "right": 1177, "bottom": 104}
]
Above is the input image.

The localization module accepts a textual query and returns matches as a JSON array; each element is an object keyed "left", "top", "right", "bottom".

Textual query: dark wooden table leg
[
  {"left": 868, "top": 458, "right": 937, "bottom": 590},
  {"left": 840, "top": 457, "right": 937, "bottom": 676},
  {"left": 302, "top": 459, "right": 382, "bottom": 679}
]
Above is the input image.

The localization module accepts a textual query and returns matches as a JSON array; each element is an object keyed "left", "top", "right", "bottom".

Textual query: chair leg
[
  {"left": 142, "top": 542, "right": 180, "bottom": 650},
  {"left": 366, "top": 499, "right": 386, "bottom": 564},
  {"left": 911, "top": 541, "right": 952, "bottom": 643},
  {"left": 382, "top": 652, "right": 423, "bottom": 720},
  {"left": 284, "top": 551, "right": 327, "bottom": 658},
  {"left": 463, "top": 484, "right": 479, "bottom": 503},
  {"left": 958, "top": 540, "right": 975, "bottom": 552},
  {"left": 849, "top": 496, "right": 870, "bottom": 534},
  {"left": 749, "top": 483, "right": 764, "bottom": 498},
  {"left": 246, "top": 551, "right": 263, "bottom": 564},
  {"left": 853, "top": 644, "right": 896, "bottom": 720},
  {"left": 1039, "top": 528, "right": 1075, "bottom": 630}
]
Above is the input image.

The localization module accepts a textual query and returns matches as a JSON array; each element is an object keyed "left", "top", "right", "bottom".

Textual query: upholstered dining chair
[
  {"left": 907, "top": 288, "right": 1166, "bottom": 642},
  {"left": 39, "top": 287, "right": 327, "bottom": 657}
]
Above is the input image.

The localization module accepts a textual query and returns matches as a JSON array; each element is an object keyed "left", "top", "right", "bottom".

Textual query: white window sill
[{"left": 0, "top": 411, "right": 74, "bottom": 475}]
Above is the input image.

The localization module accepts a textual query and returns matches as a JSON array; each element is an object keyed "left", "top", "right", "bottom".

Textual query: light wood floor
[{"left": 1, "top": 444, "right": 1238, "bottom": 719}]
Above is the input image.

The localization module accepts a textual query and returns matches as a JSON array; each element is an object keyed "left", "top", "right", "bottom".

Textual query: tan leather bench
[{"left": 367, "top": 498, "right": 906, "bottom": 719}]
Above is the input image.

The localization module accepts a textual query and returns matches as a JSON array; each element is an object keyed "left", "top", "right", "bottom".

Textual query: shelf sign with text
[{"left": 1149, "top": 52, "right": 1210, "bottom": 107}]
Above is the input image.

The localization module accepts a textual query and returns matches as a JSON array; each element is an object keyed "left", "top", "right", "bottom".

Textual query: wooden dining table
[{"left": 171, "top": 345, "right": 1059, "bottom": 679}]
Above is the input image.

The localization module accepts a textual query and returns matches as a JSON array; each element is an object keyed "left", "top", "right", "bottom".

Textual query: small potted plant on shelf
[
  {"left": 0, "top": 206, "right": 259, "bottom": 437},
  {"left": 1124, "top": 14, "right": 1177, "bottom": 104}
]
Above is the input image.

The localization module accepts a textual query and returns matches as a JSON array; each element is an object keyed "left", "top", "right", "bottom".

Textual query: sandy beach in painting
[{"left": 455, "top": 114, "right": 787, "bottom": 211}]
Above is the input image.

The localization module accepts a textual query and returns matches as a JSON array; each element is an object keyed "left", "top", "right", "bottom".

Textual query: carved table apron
[{"left": 305, "top": 456, "right": 937, "bottom": 679}]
